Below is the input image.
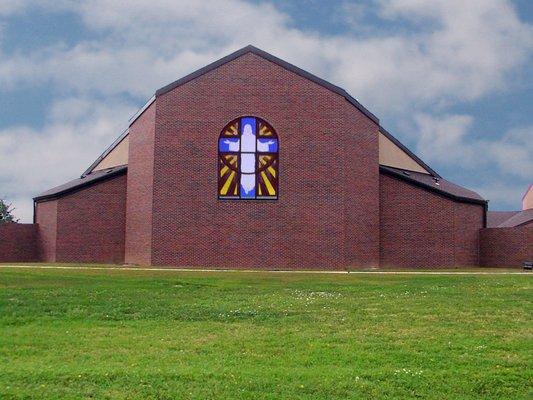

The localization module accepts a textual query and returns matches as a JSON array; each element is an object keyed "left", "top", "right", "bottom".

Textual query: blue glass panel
[
  {"left": 219, "top": 137, "right": 239, "bottom": 152},
  {"left": 240, "top": 117, "right": 256, "bottom": 134},
  {"left": 257, "top": 138, "right": 278, "bottom": 152}
]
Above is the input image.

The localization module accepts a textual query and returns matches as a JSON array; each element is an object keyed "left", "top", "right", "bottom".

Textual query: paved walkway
[{"left": 0, "top": 264, "right": 529, "bottom": 275}]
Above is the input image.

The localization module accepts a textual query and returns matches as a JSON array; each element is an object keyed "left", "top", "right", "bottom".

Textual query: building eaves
[
  {"left": 34, "top": 165, "right": 127, "bottom": 202},
  {"left": 487, "top": 211, "right": 519, "bottom": 228},
  {"left": 380, "top": 165, "right": 486, "bottom": 205},
  {"left": 496, "top": 209, "right": 533, "bottom": 228}
]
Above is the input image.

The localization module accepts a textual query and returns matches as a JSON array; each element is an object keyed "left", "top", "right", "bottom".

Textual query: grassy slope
[{"left": 0, "top": 268, "right": 531, "bottom": 399}]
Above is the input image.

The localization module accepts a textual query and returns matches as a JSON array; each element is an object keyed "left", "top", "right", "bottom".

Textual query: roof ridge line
[
  {"left": 87, "top": 46, "right": 444, "bottom": 183},
  {"left": 154, "top": 44, "right": 379, "bottom": 124}
]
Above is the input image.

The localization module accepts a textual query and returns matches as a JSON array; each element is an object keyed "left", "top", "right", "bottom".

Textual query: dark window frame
[{"left": 218, "top": 116, "right": 279, "bottom": 201}]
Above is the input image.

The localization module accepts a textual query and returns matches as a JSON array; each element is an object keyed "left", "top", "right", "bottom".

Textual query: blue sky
[{"left": 0, "top": 0, "right": 531, "bottom": 221}]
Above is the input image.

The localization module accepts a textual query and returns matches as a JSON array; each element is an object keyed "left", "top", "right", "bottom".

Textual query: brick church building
[{"left": 2, "top": 46, "right": 531, "bottom": 269}]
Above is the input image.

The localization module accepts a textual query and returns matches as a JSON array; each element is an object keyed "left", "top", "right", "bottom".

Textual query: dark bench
[{"left": 524, "top": 261, "right": 533, "bottom": 271}]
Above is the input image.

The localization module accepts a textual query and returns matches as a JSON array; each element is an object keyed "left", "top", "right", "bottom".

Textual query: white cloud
[
  {"left": 0, "top": 0, "right": 31, "bottom": 16},
  {"left": 414, "top": 114, "right": 533, "bottom": 179},
  {"left": 414, "top": 113, "right": 476, "bottom": 165},
  {"left": 0, "top": 97, "right": 136, "bottom": 222},
  {"left": 411, "top": 113, "right": 532, "bottom": 208},
  {"left": 485, "top": 126, "right": 533, "bottom": 179},
  {"left": 0, "top": 0, "right": 531, "bottom": 109},
  {"left": 0, "top": 0, "right": 532, "bottom": 220},
  {"left": 473, "top": 181, "right": 528, "bottom": 211},
  {"left": 0, "top": 0, "right": 72, "bottom": 16}
]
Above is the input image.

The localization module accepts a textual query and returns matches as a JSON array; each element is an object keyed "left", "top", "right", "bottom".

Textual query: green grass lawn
[{"left": 0, "top": 267, "right": 531, "bottom": 399}]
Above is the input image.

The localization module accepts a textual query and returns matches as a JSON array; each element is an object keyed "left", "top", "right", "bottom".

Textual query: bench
[{"left": 524, "top": 261, "right": 533, "bottom": 271}]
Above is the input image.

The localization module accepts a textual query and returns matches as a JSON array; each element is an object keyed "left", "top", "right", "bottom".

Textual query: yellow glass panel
[
  {"left": 224, "top": 124, "right": 238, "bottom": 136},
  {"left": 261, "top": 171, "right": 276, "bottom": 195},
  {"left": 220, "top": 171, "right": 235, "bottom": 195},
  {"left": 220, "top": 165, "right": 229, "bottom": 177}
]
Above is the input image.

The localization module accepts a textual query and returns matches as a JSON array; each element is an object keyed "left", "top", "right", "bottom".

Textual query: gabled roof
[
  {"left": 34, "top": 165, "right": 127, "bottom": 202},
  {"left": 380, "top": 165, "right": 486, "bottom": 205},
  {"left": 87, "top": 45, "right": 436, "bottom": 179},
  {"left": 154, "top": 45, "right": 379, "bottom": 124},
  {"left": 487, "top": 211, "right": 519, "bottom": 228},
  {"left": 494, "top": 209, "right": 533, "bottom": 228}
]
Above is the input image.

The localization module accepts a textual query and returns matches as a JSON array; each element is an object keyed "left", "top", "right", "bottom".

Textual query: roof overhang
[
  {"left": 380, "top": 165, "right": 486, "bottom": 206},
  {"left": 34, "top": 165, "right": 127, "bottom": 202}
]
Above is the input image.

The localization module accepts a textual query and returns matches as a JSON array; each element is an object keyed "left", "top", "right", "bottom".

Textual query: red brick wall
[
  {"left": 125, "top": 101, "right": 156, "bottom": 265},
  {"left": 36, "top": 200, "right": 58, "bottom": 262},
  {"left": 148, "top": 52, "right": 379, "bottom": 269},
  {"left": 480, "top": 225, "right": 532, "bottom": 267},
  {"left": 379, "top": 174, "right": 484, "bottom": 268},
  {"left": 35, "top": 174, "right": 127, "bottom": 264},
  {"left": 0, "top": 223, "right": 39, "bottom": 262},
  {"left": 344, "top": 114, "right": 380, "bottom": 267},
  {"left": 454, "top": 202, "right": 484, "bottom": 266},
  {"left": 55, "top": 174, "right": 127, "bottom": 263}
]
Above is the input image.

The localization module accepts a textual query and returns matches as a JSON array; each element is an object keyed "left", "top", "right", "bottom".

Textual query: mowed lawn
[{"left": 0, "top": 267, "right": 531, "bottom": 399}]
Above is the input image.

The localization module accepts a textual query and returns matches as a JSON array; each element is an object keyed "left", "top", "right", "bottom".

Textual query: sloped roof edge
[
  {"left": 87, "top": 46, "right": 443, "bottom": 182},
  {"left": 522, "top": 183, "right": 532, "bottom": 201},
  {"left": 380, "top": 165, "right": 486, "bottom": 205},
  {"left": 496, "top": 209, "right": 533, "bottom": 228},
  {"left": 379, "top": 127, "right": 440, "bottom": 178},
  {"left": 81, "top": 128, "right": 129, "bottom": 178},
  {"left": 487, "top": 211, "right": 519, "bottom": 228},
  {"left": 154, "top": 45, "right": 379, "bottom": 124},
  {"left": 35, "top": 165, "right": 127, "bottom": 202},
  {"left": 129, "top": 95, "right": 155, "bottom": 125}
]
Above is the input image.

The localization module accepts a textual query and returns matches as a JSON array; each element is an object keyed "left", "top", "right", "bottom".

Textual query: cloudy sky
[{"left": 0, "top": 0, "right": 532, "bottom": 222}]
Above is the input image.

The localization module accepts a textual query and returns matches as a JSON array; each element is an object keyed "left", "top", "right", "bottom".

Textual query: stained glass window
[{"left": 218, "top": 116, "right": 279, "bottom": 200}]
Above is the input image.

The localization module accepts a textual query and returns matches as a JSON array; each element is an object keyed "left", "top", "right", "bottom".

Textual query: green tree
[{"left": 0, "top": 199, "right": 18, "bottom": 224}]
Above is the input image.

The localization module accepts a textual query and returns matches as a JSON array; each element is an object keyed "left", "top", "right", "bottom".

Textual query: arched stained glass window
[{"left": 218, "top": 116, "right": 279, "bottom": 200}]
